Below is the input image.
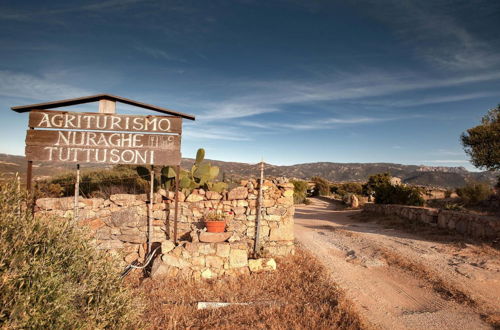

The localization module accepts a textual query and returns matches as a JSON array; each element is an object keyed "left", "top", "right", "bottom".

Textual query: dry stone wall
[
  {"left": 364, "top": 203, "right": 499, "bottom": 239},
  {"left": 34, "top": 179, "right": 295, "bottom": 278}
]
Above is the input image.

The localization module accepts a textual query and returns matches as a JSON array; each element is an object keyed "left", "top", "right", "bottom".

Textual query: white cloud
[
  {"left": 183, "top": 124, "right": 251, "bottom": 141},
  {"left": 196, "top": 102, "right": 280, "bottom": 121},
  {"left": 134, "top": 46, "right": 186, "bottom": 62},
  {"left": 359, "top": 1, "right": 500, "bottom": 71},
  {"left": 0, "top": 0, "right": 145, "bottom": 20},
  {"left": 360, "top": 91, "right": 498, "bottom": 108},
  {"left": 420, "top": 160, "right": 469, "bottom": 163},
  {"left": 0, "top": 70, "right": 93, "bottom": 102}
]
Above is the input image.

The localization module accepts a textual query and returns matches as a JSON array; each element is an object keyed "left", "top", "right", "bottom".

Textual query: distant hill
[
  {"left": 185, "top": 159, "right": 497, "bottom": 188},
  {"left": 1, "top": 153, "right": 497, "bottom": 188}
]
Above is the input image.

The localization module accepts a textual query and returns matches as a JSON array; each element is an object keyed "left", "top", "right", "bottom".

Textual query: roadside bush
[
  {"left": 456, "top": 181, "right": 492, "bottom": 206},
  {"left": 331, "top": 182, "right": 364, "bottom": 199},
  {"left": 363, "top": 172, "right": 391, "bottom": 195},
  {"left": 374, "top": 183, "right": 425, "bottom": 206},
  {"left": 0, "top": 179, "right": 142, "bottom": 328},
  {"left": 311, "top": 176, "right": 330, "bottom": 196},
  {"left": 291, "top": 180, "right": 309, "bottom": 204}
]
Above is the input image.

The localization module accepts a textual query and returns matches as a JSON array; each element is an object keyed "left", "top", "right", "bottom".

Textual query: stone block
[
  {"left": 205, "top": 191, "right": 222, "bottom": 200},
  {"left": 192, "top": 256, "right": 205, "bottom": 267},
  {"left": 248, "top": 258, "right": 277, "bottom": 272},
  {"left": 186, "top": 193, "right": 205, "bottom": 202},
  {"left": 96, "top": 240, "right": 123, "bottom": 250},
  {"left": 198, "top": 243, "right": 216, "bottom": 255},
  {"left": 233, "top": 206, "right": 246, "bottom": 215},
  {"left": 151, "top": 261, "right": 179, "bottom": 279},
  {"left": 216, "top": 243, "right": 231, "bottom": 258},
  {"left": 78, "top": 218, "right": 106, "bottom": 231},
  {"left": 201, "top": 268, "right": 214, "bottom": 279},
  {"left": 162, "top": 255, "right": 190, "bottom": 268},
  {"left": 229, "top": 249, "right": 248, "bottom": 268},
  {"left": 228, "top": 187, "right": 248, "bottom": 200},
  {"left": 161, "top": 240, "right": 176, "bottom": 254},
  {"left": 236, "top": 200, "right": 249, "bottom": 207},
  {"left": 262, "top": 199, "right": 275, "bottom": 207},
  {"left": 110, "top": 194, "right": 139, "bottom": 206},
  {"left": 205, "top": 256, "right": 224, "bottom": 269},
  {"left": 199, "top": 231, "right": 231, "bottom": 243},
  {"left": 269, "top": 220, "right": 294, "bottom": 241}
]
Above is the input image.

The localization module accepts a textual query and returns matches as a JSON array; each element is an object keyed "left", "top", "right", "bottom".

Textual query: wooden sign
[
  {"left": 25, "top": 110, "right": 182, "bottom": 165},
  {"left": 29, "top": 110, "right": 182, "bottom": 134},
  {"left": 25, "top": 145, "right": 180, "bottom": 165}
]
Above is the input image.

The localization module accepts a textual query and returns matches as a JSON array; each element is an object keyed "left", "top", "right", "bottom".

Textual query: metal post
[
  {"left": 173, "top": 165, "right": 180, "bottom": 244},
  {"left": 148, "top": 166, "right": 154, "bottom": 254},
  {"left": 73, "top": 164, "right": 80, "bottom": 221},
  {"left": 254, "top": 160, "right": 264, "bottom": 256}
]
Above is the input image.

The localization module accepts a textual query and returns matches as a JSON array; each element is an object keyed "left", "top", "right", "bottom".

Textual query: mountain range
[{"left": 1, "top": 153, "right": 496, "bottom": 188}]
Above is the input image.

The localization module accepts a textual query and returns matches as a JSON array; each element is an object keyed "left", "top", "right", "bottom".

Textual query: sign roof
[{"left": 11, "top": 93, "right": 195, "bottom": 121}]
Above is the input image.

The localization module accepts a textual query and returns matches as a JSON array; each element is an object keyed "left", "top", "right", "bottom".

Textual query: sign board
[
  {"left": 25, "top": 110, "right": 182, "bottom": 165},
  {"left": 28, "top": 110, "right": 182, "bottom": 133}
]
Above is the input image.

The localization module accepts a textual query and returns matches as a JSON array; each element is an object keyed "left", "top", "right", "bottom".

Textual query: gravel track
[{"left": 294, "top": 198, "right": 499, "bottom": 329}]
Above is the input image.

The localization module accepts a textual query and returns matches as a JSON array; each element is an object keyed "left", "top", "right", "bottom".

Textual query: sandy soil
[{"left": 294, "top": 197, "right": 500, "bottom": 330}]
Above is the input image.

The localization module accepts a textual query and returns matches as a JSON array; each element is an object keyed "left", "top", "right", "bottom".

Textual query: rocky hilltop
[
  {"left": 183, "top": 159, "right": 497, "bottom": 189},
  {"left": 1, "top": 153, "right": 496, "bottom": 188}
]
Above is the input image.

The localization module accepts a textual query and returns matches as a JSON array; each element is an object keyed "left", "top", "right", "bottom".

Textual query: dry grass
[
  {"left": 350, "top": 212, "right": 500, "bottom": 328},
  {"left": 127, "top": 248, "right": 364, "bottom": 330},
  {"left": 352, "top": 212, "right": 499, "bottom": 250}
]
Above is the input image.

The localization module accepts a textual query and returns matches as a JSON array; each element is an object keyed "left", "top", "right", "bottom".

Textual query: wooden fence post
[
  {"left": 74, "top": 164, "right": 80, "bottom": 222},
  {"left": 254, "top": 160, "right": 264, "bottom": 256}
]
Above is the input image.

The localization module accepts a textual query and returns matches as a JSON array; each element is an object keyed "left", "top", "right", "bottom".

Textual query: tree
[
  {"left": 311, "top": 176, "right": 330, "bottom": 196},
  {"left": 461, "top": 105, "right": 500, "bottom": 171},
  {"left": 363, "top": 172, "right": 391, "bottom": 195}
]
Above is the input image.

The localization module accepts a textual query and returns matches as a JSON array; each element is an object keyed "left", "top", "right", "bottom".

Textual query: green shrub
[
  {"left": 331, "top": 182, "right": 364, "bottom": 199},
  {"left": 364, "top": 172, "right": 391, "bottom": 195},
  {"left": 311, "top": 176, "right": 330, "bottom": 196},
  {"left": 0, "top": 179, "right": 142, "bottom": 328},
  {"left": 291, "top": 180, "right": 308, "bottom": 204},
  {"left": 374, "top": 183, "right": 425, "bottom": 206},
  {"left": 456, "top": 181, "right": 492, "bottom": 206}
]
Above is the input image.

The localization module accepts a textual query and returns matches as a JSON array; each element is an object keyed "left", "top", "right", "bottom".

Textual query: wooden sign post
[{"left": 12, "top": 94, "right": 195, "bottom": 253}]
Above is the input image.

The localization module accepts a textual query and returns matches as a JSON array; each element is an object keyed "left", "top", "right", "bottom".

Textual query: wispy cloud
[
  {"left": 362, "top": 1, "right": 500, "bottom": 70},
  {"left": 420, "top": 159, "right": 468, "bottom": 163},
  {"left": 197, "top": 102, "right": 280, "bottom": 121},
  {"left": 361, "top": 91, "right": 498, "bottom": 108},
  {"left": 0, "top": 0, "right": 145, "bottom": 20},
  {"left": 134, "top": 46, "right": 186, "bottom": 62},
  {"left": 183, "top": 124, "right": 251, "bottom": 141},
  {"left": 184, "top": 68, "right": 500, "bottom": 126},
  {"left": 0, "top": 70, "right": 93, "bottom": 102}
]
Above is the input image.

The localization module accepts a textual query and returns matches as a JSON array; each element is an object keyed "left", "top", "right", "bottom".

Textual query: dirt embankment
[{"left": 294, "top": 198, "right": 499, "bottom": 330}]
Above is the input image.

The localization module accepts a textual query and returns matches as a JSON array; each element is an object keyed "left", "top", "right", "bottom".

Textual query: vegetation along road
[{"left": 294, "top": 198, "right": 499, "bottom": 330}]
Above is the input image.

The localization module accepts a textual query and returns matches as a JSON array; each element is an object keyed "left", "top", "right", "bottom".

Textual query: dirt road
[{"left": 294, "top": 198, "right": 500, "bottom": 330}]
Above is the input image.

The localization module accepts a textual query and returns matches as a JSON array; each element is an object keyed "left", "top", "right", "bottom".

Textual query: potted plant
[{"left": 204, "top": 209, "right": 232, "bottom": 233}]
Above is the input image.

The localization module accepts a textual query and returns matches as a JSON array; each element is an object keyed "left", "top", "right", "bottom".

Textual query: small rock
[
  {"left": 161, "top": 240, "right": 176, "bottom": 254},
  {"left": 186, "top": 193, "right": 205, "bottom": 202},
  {"left": 201, "top": 268, "right": 213, "bottom": 279},
  {"left": 249, "top": 258, "right": 277, "bottom": 272}
]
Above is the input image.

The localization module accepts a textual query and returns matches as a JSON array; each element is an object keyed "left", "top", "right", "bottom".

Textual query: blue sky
[{"left": 1, "top": 0, "right": 499, "bottom": 170}]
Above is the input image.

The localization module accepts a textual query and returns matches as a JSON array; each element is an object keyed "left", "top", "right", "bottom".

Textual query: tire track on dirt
[{"left": 294, "top": 198, "right": 493, "bottom": 329}]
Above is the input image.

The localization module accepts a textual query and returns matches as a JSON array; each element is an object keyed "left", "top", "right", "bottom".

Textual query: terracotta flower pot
[{"left": 204, "top": 220, "right": 226, "bottom": 233}]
